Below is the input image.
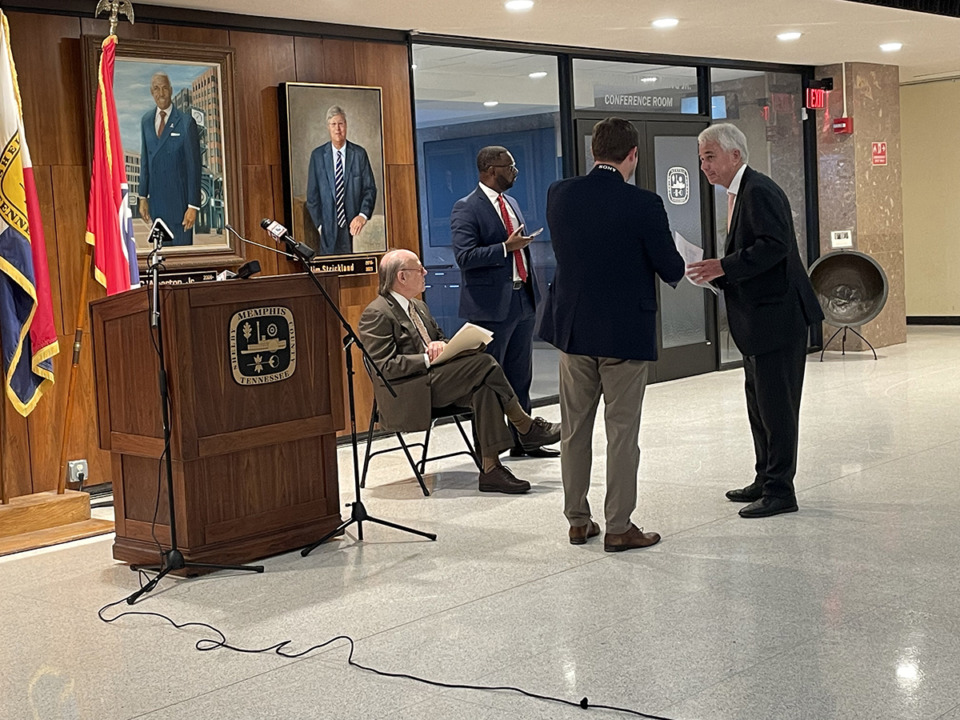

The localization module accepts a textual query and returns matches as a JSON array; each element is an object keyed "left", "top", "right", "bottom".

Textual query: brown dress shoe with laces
[
  {"left": 518, "top": 417, "right": 561, "bottom": 449},
  {"left": 569, "top": 520, "right": 601, "bottom": 545},
  {"left": 603, "top": 523, "right": 661, "bottom": 552},
  {"left": 478, "top": 465, "right": 531, "bottom": 494}
]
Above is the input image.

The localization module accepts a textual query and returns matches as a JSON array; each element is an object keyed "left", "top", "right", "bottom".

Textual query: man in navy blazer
[
  {"left": 538, "top": 118, "right": 685, "bottom": 552},
  {"left": 138, "top": 72, "right": 201, "bottom": 247},
  {"left": 451, "top": 146, "right": 554, "bottom": 458},
  {"left": 688, "top": 123, "right": 824, "bottom": 519},
  {"left": 306, "top": 105, "right": 377, "bottom": 256}
]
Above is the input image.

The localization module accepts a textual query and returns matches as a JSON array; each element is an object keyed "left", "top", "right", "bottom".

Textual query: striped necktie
[{"left": 334, "top": 149, "right": 347, "bottom": 228}]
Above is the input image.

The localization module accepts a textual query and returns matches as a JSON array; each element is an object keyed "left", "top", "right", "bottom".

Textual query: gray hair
[
  {"left": 698, "top": 123, "right": 749, "bottom": 164},
  {"left": 378, "top": 250, "right": 405, "bottom": 296},
  {"left": 326, "top": 105, "right": 347, "bottom": 123},
  {"left": 151, "top": 72, "right": 171, "bottom": 88}
]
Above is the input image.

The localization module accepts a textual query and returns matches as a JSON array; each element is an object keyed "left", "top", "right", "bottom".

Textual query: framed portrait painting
[
  {"left": 280, "top": 83, "right": 388, "bottom": 260},
  {"left": 83, "top": 37, "right": 244, "bottom": 270}
]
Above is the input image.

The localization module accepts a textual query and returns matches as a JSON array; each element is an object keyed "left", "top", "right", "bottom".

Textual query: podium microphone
[
  {"left": 260, "top": 218, "right": 316, "bottom": 260},
  {"left": 225, "top": 223, "right": 295, "bottom": 259}
]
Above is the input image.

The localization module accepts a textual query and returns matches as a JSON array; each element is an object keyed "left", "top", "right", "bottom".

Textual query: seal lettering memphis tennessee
[{"left": 228, "top": 306, "right": 297, "bottom": 386}]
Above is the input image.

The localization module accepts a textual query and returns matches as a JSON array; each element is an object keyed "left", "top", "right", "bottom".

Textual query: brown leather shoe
[
  {"left": 478, "top": 465, "right": 531, "bottom": 494},
  {"left": 603, "top": 523, "right": 661, "bottom": 552},
  {"left": 568, "top": 520, "right": 601, "bottom": 545},
  {"left": 518, "top": 417, "right": 561, "bottom": 449}
]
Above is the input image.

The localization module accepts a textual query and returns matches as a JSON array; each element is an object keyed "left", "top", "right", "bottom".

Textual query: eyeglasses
[
  {"left": 488, "top": 163, "right": 518, "bottom": 172},
  {"left": 399, "top": 264, "right": 424, "bottom": 273}
]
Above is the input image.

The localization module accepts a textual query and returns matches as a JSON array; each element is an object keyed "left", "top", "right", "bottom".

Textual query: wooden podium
[{"left": 90, "top": 274, "right": 345, "bottom": 568}]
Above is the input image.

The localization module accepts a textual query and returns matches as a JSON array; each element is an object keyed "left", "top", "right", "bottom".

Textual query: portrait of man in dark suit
[
  {"left": 138, "top": 72, "right": 201, "bottom": 247},
  {"left": 305, "top": 105, "right": 377, "bottom": 256},
  {"left": 688, "top": 123, "right": 824, "bottom": 519}
]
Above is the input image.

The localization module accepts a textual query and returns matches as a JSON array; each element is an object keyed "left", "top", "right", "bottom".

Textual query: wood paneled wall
[{"left": 3, "top": 10, "right": 417, "bottom": 495}]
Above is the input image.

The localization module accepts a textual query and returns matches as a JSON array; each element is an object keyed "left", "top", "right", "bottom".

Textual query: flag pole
[
  {"left": 56, "top": 248, "right": 92, "bottom": 494},
  {"left": 57, "top": 0, "right": 136, "bottom": 495},
  {"left": 1, "top": 370, "right": 7, "bottom": 504}
]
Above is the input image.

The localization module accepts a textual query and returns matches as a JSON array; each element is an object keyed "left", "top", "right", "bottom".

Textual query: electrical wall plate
[{"left": 67, "top": 459, "right": 89, "bottom": 485}]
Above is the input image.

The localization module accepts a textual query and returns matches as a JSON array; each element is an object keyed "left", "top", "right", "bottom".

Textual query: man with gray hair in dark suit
[
  {"left": 358, "top": 249, "right": 560, "bottom": 494},
  {"left": 688, "top": 123, "right": 823, "bottom": 518}
]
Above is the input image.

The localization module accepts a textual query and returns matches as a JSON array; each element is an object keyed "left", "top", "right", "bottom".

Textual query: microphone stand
[
  {"left": 249, "top": 228, "right": 436, "bottom": 555},
  {"left": 127, "top": 222, "right": 264, "bottom": 605}
]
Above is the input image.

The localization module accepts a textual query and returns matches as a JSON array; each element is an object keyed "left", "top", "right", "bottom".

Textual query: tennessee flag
[
  {"left": 0, "top": 12, "right": 58, "bottom": 416},
  {"left": 85, "top": 34, "right": 139, "bottom": 295}
]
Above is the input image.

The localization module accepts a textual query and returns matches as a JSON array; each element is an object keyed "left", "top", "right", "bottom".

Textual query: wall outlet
[
  {"left": 830, "top": 230, "right": 853, "bottom": 249},
  {"left": 67, "top": 459, "right": 88, "bottom": 485}
]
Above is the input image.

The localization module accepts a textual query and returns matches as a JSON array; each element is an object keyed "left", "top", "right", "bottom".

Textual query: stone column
[{"left": 815, "top": 62, "right": 906, "bottom": 351}]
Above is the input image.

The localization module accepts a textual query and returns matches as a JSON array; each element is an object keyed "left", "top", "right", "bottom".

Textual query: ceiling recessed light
[
  {"left": 880, "top": 42, "right": 903, "bottom": 52},
  {"left": 505, "top": 0, "right": 534, "bottom": 11},
  {"left": 483, "top": 100, "right": 499, "bottom": 107},
  {"left": 528, "top": 71, "right": 548, "bottom": 79},
  {"left": 651, "top": 18, "right": 679, "bottom": 29},
  {"left": 777, "top": 31, "right": 802, "bottom": 41},
  {"left": 640, "top": 76, "right": 658, "bottom": 83}
]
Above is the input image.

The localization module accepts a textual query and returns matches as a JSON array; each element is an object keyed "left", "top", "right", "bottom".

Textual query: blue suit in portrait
[
  {"left": 139, "top": 105, "right": 201, "bottom": 247},
  {"left": 305, "top": 140, "right": 377, "bottom": 256},
  {"left": 451, "top": 187, "right": 541, "bottom": 437}
]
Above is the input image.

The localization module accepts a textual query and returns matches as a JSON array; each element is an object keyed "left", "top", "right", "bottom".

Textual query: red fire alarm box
[{"left": 833, "top": 117, "right": 853, "bottom": 134}]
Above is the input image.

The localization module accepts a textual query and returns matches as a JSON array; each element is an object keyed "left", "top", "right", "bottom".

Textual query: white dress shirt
[
  {"left": 478, "top": 182, "right": 528, "bottom": 282},
  {"left": 390, "top": 291, "right": 431, "bottom": 367}
]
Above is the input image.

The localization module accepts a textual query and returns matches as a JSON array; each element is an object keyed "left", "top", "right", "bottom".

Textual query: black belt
[{"left": 512, "top": 280, "right": 526, "bottom": 290}]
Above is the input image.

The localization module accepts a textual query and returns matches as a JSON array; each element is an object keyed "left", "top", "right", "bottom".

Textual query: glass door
[{"left": 575, "top": 118, "right": 717, "bottom": 383}]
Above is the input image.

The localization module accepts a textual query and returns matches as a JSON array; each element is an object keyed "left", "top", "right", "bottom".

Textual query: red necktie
[
  {"left": 157, "top": 110, "right": 166, "bottom": 138},
  {"left": 497, "top": 194, "right": 528, "bottom": 283}
]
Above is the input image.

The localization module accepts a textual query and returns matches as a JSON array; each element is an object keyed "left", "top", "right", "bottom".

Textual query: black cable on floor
[{"left": 98, "top": 583, "right": 677, "bottom": 720}]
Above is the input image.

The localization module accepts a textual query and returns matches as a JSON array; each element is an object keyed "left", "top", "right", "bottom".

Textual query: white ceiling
[{"left": 137, "top": 0, "right": 960, "bottom": 84}]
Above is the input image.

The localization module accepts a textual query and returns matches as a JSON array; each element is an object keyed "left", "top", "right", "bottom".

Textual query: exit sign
[{"left": 805, "top": 87, "right": 827, "bottom": 110}]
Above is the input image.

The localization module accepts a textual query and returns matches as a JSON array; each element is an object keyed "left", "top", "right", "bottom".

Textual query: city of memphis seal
[
  {"left": 229, "top": 306, "right": 296, "bottom": 385},
  {"left": 666, "top": 166, "right": 690, "bottom": 205}
]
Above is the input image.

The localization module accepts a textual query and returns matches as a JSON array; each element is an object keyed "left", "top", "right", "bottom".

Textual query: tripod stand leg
[
  {"left": 821, "top": 326, "right": 844, "bottom": 361},
  {"left": 846, "top": 327, "right": 878, "bottom": 359},
  {"left": 364, "top": 516, "right": 437, "bottom": 541}
]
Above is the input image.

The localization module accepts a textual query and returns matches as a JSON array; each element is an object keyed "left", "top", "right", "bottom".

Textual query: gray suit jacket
[{"left": 358, "top": 294, "right": 446, "bottom": 431}]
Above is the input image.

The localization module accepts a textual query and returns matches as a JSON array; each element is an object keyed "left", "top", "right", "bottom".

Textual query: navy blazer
[
  {"left": 451, "top": 187, "right": 540, "bottom": 322},
  {"left": 716, "top": 166, "right": 823, "bottom": 356},
  {"left": 537, "top": 166, "right": 685, "bottom": 361},
  {"left": 305, "top": 140, "right": 377, "bottom": 255},
  {"left": 139, "top": 105, "right": 201, "bottom": 246}
]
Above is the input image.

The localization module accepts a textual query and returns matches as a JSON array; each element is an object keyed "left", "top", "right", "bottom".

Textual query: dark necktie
[
  {"left": 157, "top": 110, "right": 166, "bottom": 138},
  {"left": 335, "top": 149, "right": 347, "bottom": 229},
  {"left": 497, "top": 194, "right": 527, "bottom": 283}
]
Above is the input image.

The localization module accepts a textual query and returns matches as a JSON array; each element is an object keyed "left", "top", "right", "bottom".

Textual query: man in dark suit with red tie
[
  {"left": 538, "top": 118, "right": 685, "bottom": 551},
  {"left": 688, "top": 123, "right": 824, "bottom": 518},
  {"left": 450, "top": 146, "right": 556, "bottom": 458}
]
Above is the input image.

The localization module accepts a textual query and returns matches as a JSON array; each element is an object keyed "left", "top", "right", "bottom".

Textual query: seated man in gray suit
[{"left": 358, "top": 249, "right": 560, "bottom": 494}]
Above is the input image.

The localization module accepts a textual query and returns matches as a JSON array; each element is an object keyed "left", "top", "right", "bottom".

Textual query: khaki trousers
[{"left": 559, "top": 352, "right": 650, "bottom": 535}]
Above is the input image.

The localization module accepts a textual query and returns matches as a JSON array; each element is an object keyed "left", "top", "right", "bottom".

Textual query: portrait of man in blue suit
[
  {"left": 305, "top": 105, "right": 377, "bottom": 256},
  {"left": 138, "top": 72, "right": 201, "bottom": 247}
]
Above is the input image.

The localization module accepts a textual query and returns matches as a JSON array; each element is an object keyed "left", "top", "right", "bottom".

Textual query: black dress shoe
[
  {"left": 509, "top": 446, "right": 560, "bottom": 458},
  {"left": 725, "top": 484, "right": 762, "bottom": 503},
  {"left": 738, "top": 496, "right": 798, "bottom": 518}
]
